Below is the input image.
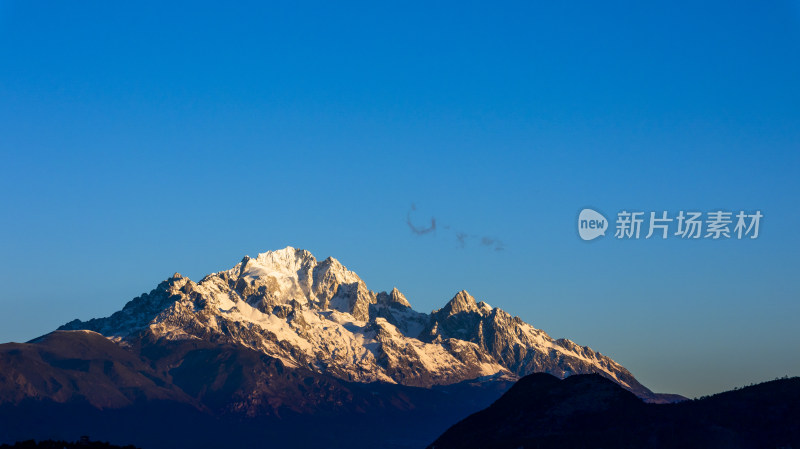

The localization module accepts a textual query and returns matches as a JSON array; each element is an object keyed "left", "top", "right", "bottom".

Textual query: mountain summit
[{"left": 59, "top": 246, "right": 666, "bottom": 400}]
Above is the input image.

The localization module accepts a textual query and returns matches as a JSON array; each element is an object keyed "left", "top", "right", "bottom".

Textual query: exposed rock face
[
  {"left": 59, "top": 246, "right": 663, "bottom": 399},
  {"left": 420, "top": 289, "right": 653, "bottom": 398}
]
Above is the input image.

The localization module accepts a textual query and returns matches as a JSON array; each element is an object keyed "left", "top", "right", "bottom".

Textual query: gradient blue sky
[{"left": 1, "top": 1, "right": 799, "bottom": 398}]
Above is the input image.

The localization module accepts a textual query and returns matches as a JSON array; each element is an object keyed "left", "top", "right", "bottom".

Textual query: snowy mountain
[{"left": 59, "top": 246, "right": 664, "bottom": 400}]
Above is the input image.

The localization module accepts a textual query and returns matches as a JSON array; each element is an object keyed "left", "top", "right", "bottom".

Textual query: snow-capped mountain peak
[
  {"left": 440, "top": 290, "right": 485, "bottom": 316},
  {"left": 60, "top": 247, "right": 661, "bottom": 399}
]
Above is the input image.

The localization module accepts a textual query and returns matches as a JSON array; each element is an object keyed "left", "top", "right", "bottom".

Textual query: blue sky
[{"left": 1, "top": 1, "right": 798, "bottom": 398}]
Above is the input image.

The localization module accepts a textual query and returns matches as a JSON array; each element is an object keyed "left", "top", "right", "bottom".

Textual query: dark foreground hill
[
  {"left": 1, "top": 440, "right": 138, "bottom": 449},
  {"left": 428, "top": 373, "right": 800, "bottom": 449},
  {"left": 0, "top": 330, "right": 512, "bottom": 449}
]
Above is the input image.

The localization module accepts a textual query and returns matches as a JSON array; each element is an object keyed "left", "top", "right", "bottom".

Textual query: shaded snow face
[{"left": 59, "top": 246, "right": 656, "bottom": 398}]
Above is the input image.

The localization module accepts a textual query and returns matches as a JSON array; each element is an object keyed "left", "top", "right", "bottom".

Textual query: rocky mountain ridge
[{"left": 59, "top": 246, "right": 667, "bottom": 400}]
